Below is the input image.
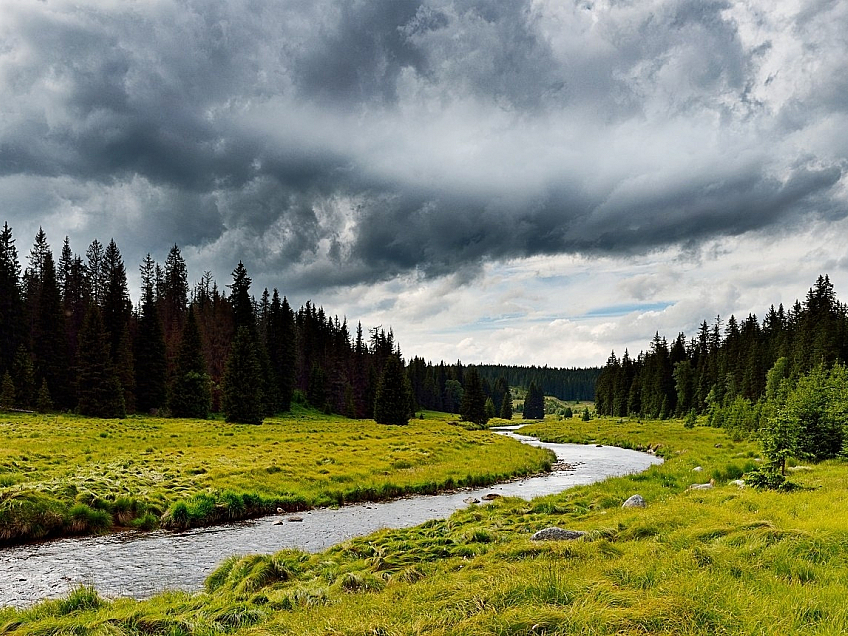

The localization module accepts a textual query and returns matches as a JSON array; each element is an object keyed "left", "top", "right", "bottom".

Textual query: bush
[{"left": 744, "top": 467, "right": 796, "bottom": 490}]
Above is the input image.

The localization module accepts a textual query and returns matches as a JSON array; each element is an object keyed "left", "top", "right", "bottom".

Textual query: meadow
[
  {"left": 6, "top": 415, "right": 848, "bottom": 634},
  {"left": 0, "top": 408, "right": 552, "bottom": 544}
]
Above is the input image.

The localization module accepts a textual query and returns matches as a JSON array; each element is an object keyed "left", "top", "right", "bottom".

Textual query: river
[{"left": 0, "top": 429, "right": 662, "bottom": 608}]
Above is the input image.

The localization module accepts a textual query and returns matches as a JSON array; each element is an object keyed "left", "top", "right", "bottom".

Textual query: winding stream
[{"left": 0, "top": 429, "right": 662, "bottom": 608}]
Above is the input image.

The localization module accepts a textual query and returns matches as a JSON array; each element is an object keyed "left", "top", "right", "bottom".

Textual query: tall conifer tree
[
  {"left": 373, "top": 353, "right": 412, "bottom": 425},
  {"left": 223, "top": 326, "right": 263, "bottom": 424},
  {"left": 135, "top": 254, "right": 167, "bottom": 413},
  {"left": 170, "top": 307, "right": 211, "bottom": 418},
  {"left": 77, "top": 304, "right": 125, "bottom": 418}
]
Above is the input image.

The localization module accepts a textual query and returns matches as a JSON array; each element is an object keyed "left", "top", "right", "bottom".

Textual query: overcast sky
[{"left": 1, "top": 0, "right": 846, "bottom": 367}]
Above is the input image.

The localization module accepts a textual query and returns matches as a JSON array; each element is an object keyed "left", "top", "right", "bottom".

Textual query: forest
[
  {"left": 595, "top": 275, "right": 847, "bottom": 419},
  {"left": 0, "top": 223, "right": 539, "bottom": 425}
]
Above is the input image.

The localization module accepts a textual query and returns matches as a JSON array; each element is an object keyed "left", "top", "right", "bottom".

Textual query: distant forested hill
[{"left": 475, "top": 365, "right": 600, "bottom": 402}]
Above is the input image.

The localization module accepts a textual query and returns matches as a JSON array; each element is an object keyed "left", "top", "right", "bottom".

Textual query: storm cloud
[{"left": 1, "top": 0, "right": 846, "bottom": 294}]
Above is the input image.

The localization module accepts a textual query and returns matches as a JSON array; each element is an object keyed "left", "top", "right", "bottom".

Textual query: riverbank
[
  {"left": 6, "top": 416, "right": 848, "bottom": 635},
  {"left": 0, "top": 409, "right": 552, "bottom": 546}
]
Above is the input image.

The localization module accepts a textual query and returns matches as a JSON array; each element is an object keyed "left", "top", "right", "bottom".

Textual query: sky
[{"left": 1, "top": 0, "right": 846, "bottom": 368}]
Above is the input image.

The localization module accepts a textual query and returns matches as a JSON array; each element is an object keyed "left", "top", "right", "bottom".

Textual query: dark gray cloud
[{"left": 0, "top": 0, "right": 845, "bottom": 294}]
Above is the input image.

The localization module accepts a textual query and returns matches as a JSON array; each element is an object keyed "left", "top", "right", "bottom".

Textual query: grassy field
[
  {"left": 0, "top": 408, "right": 553, "bottom": 544},
  {"left": 6, "top": 415, "right": 848, "bottom": 634}
]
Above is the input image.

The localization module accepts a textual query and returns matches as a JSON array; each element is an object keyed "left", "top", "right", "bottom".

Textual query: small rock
[
  {"left": 647, "top": 448, "right": 655, "bottom": 454},
  {"left": 622, "top": 494, "right": 646, "bottom": 508},
  {"left": 531, "top": 527, "right": 586, "bottom": 541},
  {"left": 274, "top": 520, "right": 284, "bottom": 525},
  {"left": 692, "top": 466, "right": 703, "bottom": 472},
  {"left": 729, "top": 479, "right": 745, "bottom": 488},
  {"left": 596, "top": 444, "right": 603, "bottom": 447},
  {"left": 688, "top": 479, "right": 715, "bottom": 490},
  {"left": 714, "top": 443, "right": 723, "bottom": 448},
  {"left": 276, "top": 507, "right": 284, "bottom": 514},
  {"left": 287, "top": 516, "right": 304, "bottom": 522},
  {"left": 464, "top": 497, "right": 480, "bottom": 504},
  {"left": 482, "top": 493, "right": 502, "bottom": 501}
]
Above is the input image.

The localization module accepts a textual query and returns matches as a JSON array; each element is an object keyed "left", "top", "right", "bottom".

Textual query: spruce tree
[
  {"left": 33, "top": 250, "right": 71, "bottom": 408},
  {"left": 135, "top": 254, "right": 167, "bottom": 413},
  {"left": 223, "top": 326, "right": 263, "bottom": 424},
  {"left": 499, "top": 386, "right": 514, "bottom": 420},
  {"left": 76, "top": 305, "right": 125, "bottom": 418},
  {"left": 0, "top": 223, "right": 23, "bottom": 377},
  {"left": 11, "top": 345, "right": 35, "bottom": 409},
  {"left": 36, "top": 379, "right": 53, "bottom": 413},
  {"left": 170, "top": 307, "right": 211, "bottom": 419},
  {"left": 373, "top": 354, "right": 412, "bottom": 425},
  {"left": 460, "top": 366, "right": 488, "bottom": 426},
  {"left": 115, "top": 325, "right": 136, "bottom": 414},
  {"left": 101, "top": 239, "right": 131, "bottom": 359},
  {"left": 1, "top": 371, "right": 15, "bottom": 409},
  {"left": 524, "top": 382, "right": 545, "bottom": 420},
  {"left": 484, "top": 397, "right": 496, "bottom": 420}
]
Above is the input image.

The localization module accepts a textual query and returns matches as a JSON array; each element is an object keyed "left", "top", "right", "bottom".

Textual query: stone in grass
[
  {"left": 688, "top": 479, "right": 715, "bottom": 490},
  {"left": 622, "top": 494, "right": 646, "bottom": 508},
  {"left": 531, "top": 527, "right": 586, "bottom": 541}
]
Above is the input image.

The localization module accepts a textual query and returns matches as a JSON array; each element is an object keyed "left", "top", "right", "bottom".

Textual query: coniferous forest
[
  {"left": 0, "top": 223, "right": 577, "bottom": 425},
  {"left": 0, "top": 224, "right": 414, "bottom": 422},
  {"left": 595, "top": 275, "right": 848, "bottom": 423}
]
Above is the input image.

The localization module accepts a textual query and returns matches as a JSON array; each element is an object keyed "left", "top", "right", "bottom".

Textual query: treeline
[
  {"left": 0, "top": 223, "right": 404, "bottom": 421},
  {"left": 476, "top": 365, "right": 600, "bottom": 402},
  {"left": 406, "top": 358, "right": 513, "bottom": 420},
  {"left": 595, "top": 275, "right": 848, "bottom": 419}
]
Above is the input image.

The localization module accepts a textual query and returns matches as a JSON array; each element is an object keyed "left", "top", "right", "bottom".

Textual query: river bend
[{"left": 0, "top": 430, "right": 661, "bottom": 607}]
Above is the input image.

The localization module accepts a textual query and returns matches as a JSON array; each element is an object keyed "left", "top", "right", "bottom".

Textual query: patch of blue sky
[{"left": 584, "top": 302, "right": 672, "bottom": 318}]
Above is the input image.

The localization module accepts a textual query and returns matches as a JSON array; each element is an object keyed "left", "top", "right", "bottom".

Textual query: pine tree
[
  {"left": 460, "top": 366, "right": 488, "bottom": 426},
  {"left": 1, "top": 371, "right": 15, "bottom": 409},
  {"left": 484, "top": 397, "right": 496, "bottom": 420},
  {"left": 307, "top": 363, "right": 327, "bottom": 410},
  {"left": 267, "top": 292, "right": 296, "bottom": 412},
  {"left": 115, "top": 324, "right": 136, "bottom": 414},
  {"left": 229, "top": 262, "right": 254, "bottom": 332},
  {"left": 0, "top": 223, "right": 23, "bottom": 377},
  {"left": 86, "top": 239, "right": 106, "bottom": 307},
  {"left": 135, "top": 254, "right": 167, "bottom": 413},
  {"left": 373, "top": 354, "right": 412, "bottom": 425},
  {"left": 76, "top": 305, "right": 125, "bottom": 418},
  {"left": 223, "top": 326, "right": 263, "bottom": 424},
  {"left": 101, "top": 239, "right": 131, "bottom": 359},
  {"left": 499, "top": 386, "right": 514, "bottom": 420},
  {"left": 523, "top": 382, "right": 545, "bottom": 419},
  {"left": 11, "top": 345, "right": 35, "bottom": 409},
  {"left": 36, "top": 379, "right": 53, "bottom": 413},
  {"left": 33, "top": 249, "right": 72, "bottom": 408},
  {"left": 170, "top": 307, "right": 212, "bottom": 419}
]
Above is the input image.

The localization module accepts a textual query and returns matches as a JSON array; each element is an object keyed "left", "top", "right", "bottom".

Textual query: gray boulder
[
  {"left": 622, "top": 494, "right": 646, "bottom": 508},
  {"left": 531, "top": 527, "right": 586, "bottom": 541}
]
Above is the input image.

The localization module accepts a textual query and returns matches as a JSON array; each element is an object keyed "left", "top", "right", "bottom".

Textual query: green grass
[
  {"left": 8, "top": 415, "right": 848, "bottom": 634},
  {"left": 0, "top": 408, "right": 552, "bottom": 543}
]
